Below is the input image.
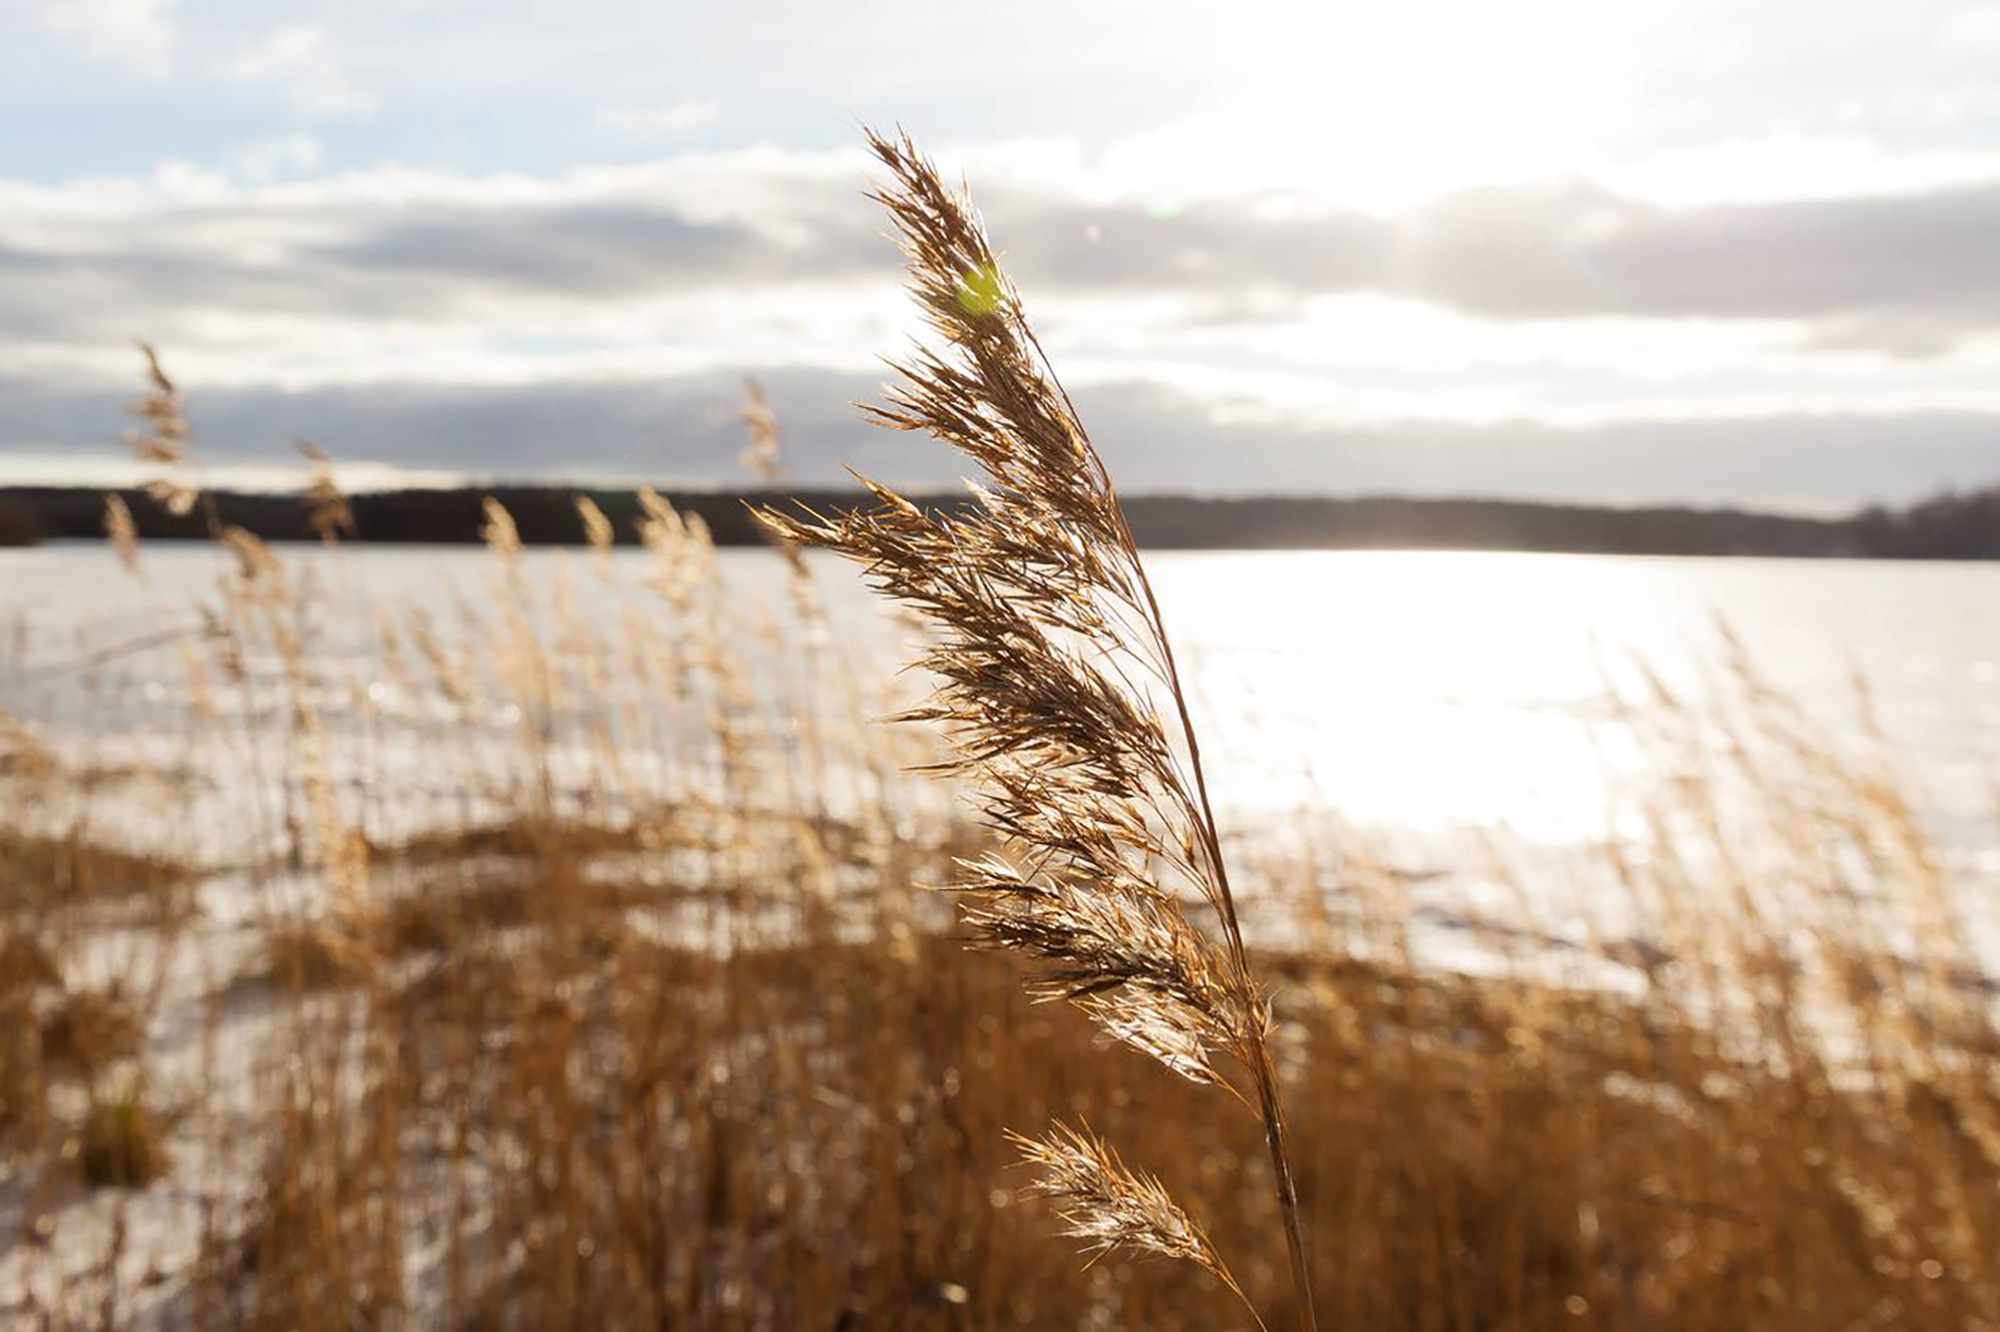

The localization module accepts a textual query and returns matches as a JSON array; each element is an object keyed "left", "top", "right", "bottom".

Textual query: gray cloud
[
  {"left": 5, "top": 367, "right": 1998, "bottom": 509},
  {"left": 7, "top": 173, "right": 2000, "bottom": 353},
  {"left": 993, "top": 181, "right": 2000, "bottom": 350},
  {"left": 1395, "top": 182, "right": 2000, "bottom": 327},
  {"left": 0, "top": 190, "right": 888, "bottom": 344},
  {"left": 316, "top": 201, "right": 880, "bottom": 296}
]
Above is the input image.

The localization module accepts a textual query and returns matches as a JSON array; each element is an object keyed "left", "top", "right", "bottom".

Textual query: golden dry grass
[{"left": 0, "top": 131, "right": 1996, "bottom": 1331}]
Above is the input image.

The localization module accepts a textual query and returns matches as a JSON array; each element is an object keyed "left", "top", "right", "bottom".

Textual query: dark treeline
[
  {"left": 0, "top": 494, "right": 35, "bottom": 547},
  {"left": 2, "top": 482, "right": 1999, "bottom": 558},
  {"left": 1851, "top": 490, "right": 2000, "bottom": 560}
]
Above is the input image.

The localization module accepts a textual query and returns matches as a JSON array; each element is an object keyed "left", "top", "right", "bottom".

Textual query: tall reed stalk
[{"left": 761, "top": 128, "right": 1316, "bottom": 1330}]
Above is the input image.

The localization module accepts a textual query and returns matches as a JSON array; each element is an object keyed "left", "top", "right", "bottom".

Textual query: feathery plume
[
  {"left": 480, "top": 497, "right": 522, "bottom": 569},
  {"left": 736, "top": 379, "right": 821, "bottom": 619},
  {"left": 1012, "top": 1122, "right": 1258, "bottom": 1318},
  {"left": 758, "top": 127, "right": 1316, "bottom": 1328},
  {"left": 145, "top": 475, "right": 201, "bottom": 519},
  {"left": 221, "top": 525, "right": 282, "bottom": 587},
  {"left": 574, "top": 494, "right": 617, "bottom": 578},
  {"left": 739, "top": 378, "right": 784, "bottom": 483},
  {"left": 124, "top": 342, "right": 188, "bottom": 466},
  {"left": 103, "top": 495, "right": 141, "bottom": 576},
  {"left": 124, "top": 342, "right": 201, "bottom": 518},
  {"left": 298, "top": 440, "right": 354, "bottom": 543},
  {"left": 635, "top": 487, "right": 713, "bottom": 609}
]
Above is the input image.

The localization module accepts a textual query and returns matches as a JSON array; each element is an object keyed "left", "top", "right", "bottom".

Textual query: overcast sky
[{"left": 4, "top": 0, "right": 2000, "bottom": 508}]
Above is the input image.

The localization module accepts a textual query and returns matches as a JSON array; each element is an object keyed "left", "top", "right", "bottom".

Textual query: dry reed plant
[
  {"left": 760, "top": 127, "right": 1316, "bottom": 1327},
  {"left": 123, "top": 342, "right": 200, "bottom": 519},
  {"left": 1009, "top": 1122, "right": 1251, "bottom": 1304},
  {"left": 634, "top": 486, "right": 713, "bottom": 610},
  {"left": 740, "top": 378, "right": 822, "bottom": 621},
  {"left": 102, "top": 496, "right": 140, "bottom": 577},
  {"left": 297, "top": 440, "right": 354, "bottom": 543},
  {"left": 739, "top": 377, "right": 783, "bottom": 483},
  {"left": 574, "top": 494, "right": 617, "bottom": 578}
]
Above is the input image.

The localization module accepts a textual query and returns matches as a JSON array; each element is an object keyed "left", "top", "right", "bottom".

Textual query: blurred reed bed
[{"left": 0, "top": 134, "right": 1997, "bottom": 1331}]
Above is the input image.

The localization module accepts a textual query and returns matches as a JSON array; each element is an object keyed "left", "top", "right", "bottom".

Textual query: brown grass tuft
[
  {"left": 77, "top": 1079, "right": 170, "bottom": 1189},
  {"left": 40, "top": 987, "right": 144, "bottom": 1077}
]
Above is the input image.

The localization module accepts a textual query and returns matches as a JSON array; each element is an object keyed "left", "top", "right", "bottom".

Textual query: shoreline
[{"left": 6, "top": 481, "right": 1996, "bottom": 559}]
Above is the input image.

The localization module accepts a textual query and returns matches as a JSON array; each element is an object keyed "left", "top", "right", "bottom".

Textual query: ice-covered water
[{"left": 8, "top": 541, "right": 2000, "bottom": 856}]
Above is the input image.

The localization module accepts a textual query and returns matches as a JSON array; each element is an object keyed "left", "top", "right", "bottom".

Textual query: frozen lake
[{"left": 7, "top": 541, "right": 2000, "bottom": 847}]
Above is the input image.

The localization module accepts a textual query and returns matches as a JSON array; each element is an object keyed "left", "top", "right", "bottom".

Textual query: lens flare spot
[{"left": 956, "top": 264, "right": 1006, "bottom": 316}]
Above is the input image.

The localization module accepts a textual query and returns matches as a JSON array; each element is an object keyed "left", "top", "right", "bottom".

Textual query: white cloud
[
  {"left": 598, "top": 99, "right": 723, "bottom": 134},
  {"left": 227, "top": 23, "right": 367, "bottom": 117},
  {"left": 0, "top": 451, "right": 465, "bottom": 492},
  {"left": 39, "top": 0, "right": 180, "bottom": 76}
]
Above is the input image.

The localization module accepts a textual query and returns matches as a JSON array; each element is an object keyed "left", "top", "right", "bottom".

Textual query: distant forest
[{"left": 2, "top": 482, "right": 1999, "bottom": 559}]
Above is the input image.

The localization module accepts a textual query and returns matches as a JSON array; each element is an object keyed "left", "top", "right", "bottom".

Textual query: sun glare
[{"left": 1111, "top": 0, "right": 1645, "bottom": 210}]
